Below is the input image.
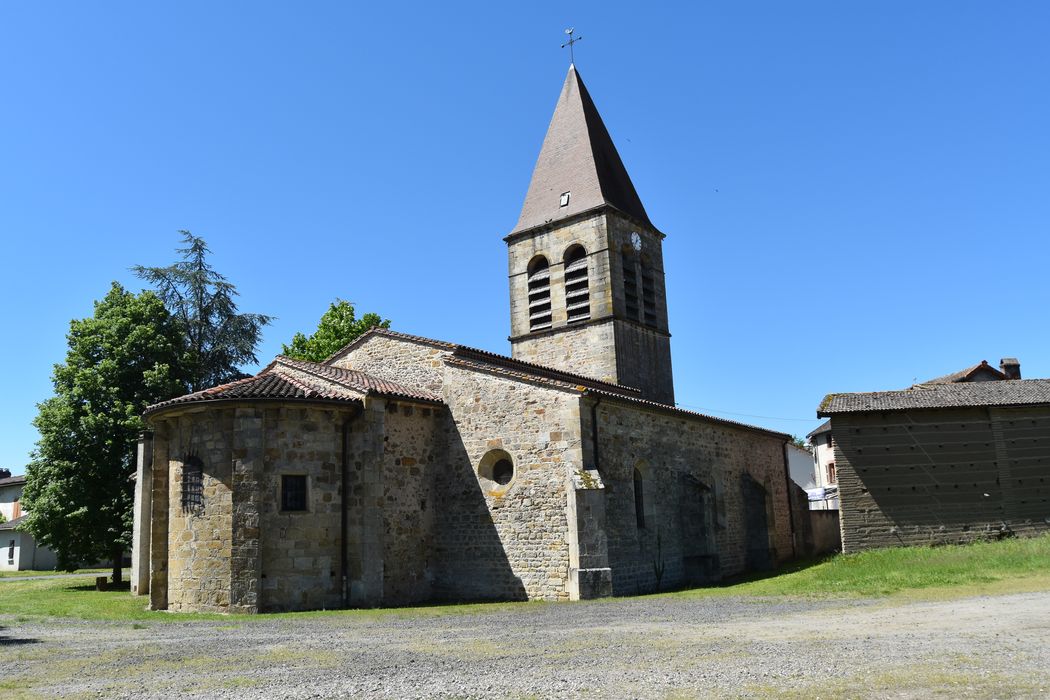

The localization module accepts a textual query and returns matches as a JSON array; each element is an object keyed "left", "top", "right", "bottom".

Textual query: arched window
[
  {"left": 640, "top": 259, "right": 657, "bottom": 327},
  {"left": 633, "top": 468, "right": 646, "bottom": 530},
  {"left": 527, "top": 256, "right": 552, "bottom": 332},
  {"left": 622, "top": 251, "right": 639, "bottom": 321},
  {"left": 563, "top": 245, "right": 590, "bottom": 324}
]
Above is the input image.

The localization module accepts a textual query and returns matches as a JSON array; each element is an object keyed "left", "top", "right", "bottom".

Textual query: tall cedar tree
[
  {"left": 134, "top": 231, "right": 272, "bottom": 392},
  {"left": 21, "top": 284, "right": 187, "bottom": 581},
  {"left": 282, "top": 299, "right": 390, "bottom": 363}
]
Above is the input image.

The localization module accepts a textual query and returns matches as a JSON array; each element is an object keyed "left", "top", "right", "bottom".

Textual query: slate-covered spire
[{"left": 510, "top": 65, "right": 653, "bottom": 235}]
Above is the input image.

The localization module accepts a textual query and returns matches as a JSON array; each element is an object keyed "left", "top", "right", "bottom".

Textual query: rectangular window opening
[{"left": 281, "top": 475, "right": 308, "bottom": 512}]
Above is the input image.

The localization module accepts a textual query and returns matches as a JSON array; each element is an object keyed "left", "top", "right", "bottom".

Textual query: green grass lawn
[
  {"left": 0, "top": 567, "right": 125, "bottom": 579},
  {"left": 1, "top": 535, "right": 1048, "bottom": 622}
]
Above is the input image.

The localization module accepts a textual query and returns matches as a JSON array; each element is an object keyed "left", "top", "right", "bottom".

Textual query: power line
[{"left": 674, "top": 403, "right": 817, "bottom": 422}]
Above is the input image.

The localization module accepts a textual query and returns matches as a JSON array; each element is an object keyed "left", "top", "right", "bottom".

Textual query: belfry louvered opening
[
  {"left": 527, "top": 255, "right": 552, "bottom": 331},
  {"left": 641, "top": 262, "right": 657, "bottom": 327},
  {"left": 563, "top": 245, "right": 590, "bottom": 324},
  {"left": 622, "top": 251, "right": 639, "bottom": 321}
]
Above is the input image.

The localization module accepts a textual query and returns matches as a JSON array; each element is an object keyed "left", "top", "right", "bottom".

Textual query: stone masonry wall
[
  {"left": 511, "top": 319, "right": 620, "bottom": 387},
  {"left": 507, "top": 212, "right": 612, "bottom": 338},
  {"left": 257, "top": 406, "right": 349, "bottom": 612},
  {"left": 585, "top": 399, "right": 792, "bottom": 595},
  {"left": 163, "top": 411, "right": 236, "bottom": 613},
  {"left": 434, "top": 363, "right": 584, "bottom": 602},
  {"left": 332, "top": 334, "right": 449, "bottom": 395},
  {"left": 380, "top": 402, "right": 444, "bottom": 605},
  {"left": 832, "top": 405, "right": 1050, "bottom": 552}
]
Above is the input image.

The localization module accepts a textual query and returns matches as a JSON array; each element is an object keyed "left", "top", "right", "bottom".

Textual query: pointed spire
[{"left": 510, "top": 66, "right": 654, "bottom": 236}]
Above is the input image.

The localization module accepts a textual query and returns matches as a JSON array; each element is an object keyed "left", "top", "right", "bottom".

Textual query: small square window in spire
[{"left": 559, "top": 191, "right": 571, "bottom": 207}]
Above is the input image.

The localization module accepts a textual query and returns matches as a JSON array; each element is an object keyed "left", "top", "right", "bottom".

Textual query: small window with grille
[
  {"left": 181, "top": 456, "right": 204, "bottom": 513},
  {"left": 563, "top": 245, "right": 590, "bottom": 324},
  {"left": 527, "top": 256, "right": 552, "bottom": 332},
  {"left": 281, "top": 475, "right": 308, "bottom": 512}
]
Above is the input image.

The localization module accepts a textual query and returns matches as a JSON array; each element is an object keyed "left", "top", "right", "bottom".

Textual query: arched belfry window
[
  {"left": 622, "top": 251, "right": 640, "bottom": 321},
  {"left": 640, "top": 257, "right": 657, "bottom": 328},
  {"left": 527, "top": 256, "right": 552, "bottom": 331},
  {"left": 563, "top": 245, "right": 590, "bottom": 324}
]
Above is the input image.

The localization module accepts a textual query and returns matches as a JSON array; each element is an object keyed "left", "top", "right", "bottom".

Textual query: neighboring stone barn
[
  {"left": 132, "top": 65, "right": 799, "bottom": 613},
  {"left": 818, "top": 359, "right": 1050, "bottom": 553}
]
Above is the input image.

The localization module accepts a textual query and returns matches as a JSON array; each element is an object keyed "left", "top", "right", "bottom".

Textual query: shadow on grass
[{"left": 68, "top": 581, "right": 131, "bottom": 593}]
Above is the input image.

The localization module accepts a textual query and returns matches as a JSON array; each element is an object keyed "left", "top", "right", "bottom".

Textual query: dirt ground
[{"left": 2, "top": 589, "right": 1049, "bottom": 699}]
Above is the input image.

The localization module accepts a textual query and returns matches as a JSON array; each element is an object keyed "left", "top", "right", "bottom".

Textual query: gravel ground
[{"left": 3, "top": 590, "right": 1050, "bottom": 699}]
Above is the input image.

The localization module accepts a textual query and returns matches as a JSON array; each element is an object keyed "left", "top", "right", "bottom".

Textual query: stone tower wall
[{"left": 508, "top": 210, "right": 674, "bottom": 404}]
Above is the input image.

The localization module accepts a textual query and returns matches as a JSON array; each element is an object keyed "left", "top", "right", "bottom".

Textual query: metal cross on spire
[{"left": 561, "top": 28, "right": 582, "bottom": 64}]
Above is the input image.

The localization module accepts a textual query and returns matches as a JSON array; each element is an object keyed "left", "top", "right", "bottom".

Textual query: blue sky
[{"left": 2, "top": 2, "right": 1048, "bottom": 472}]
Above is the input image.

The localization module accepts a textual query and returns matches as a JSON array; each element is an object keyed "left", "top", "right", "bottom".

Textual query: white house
[
  {"left": 805, "top": 421, "right": 839, "bottom": 510},
  {"left": 0, "top": 471, "right": 57, "bottom": 572}
]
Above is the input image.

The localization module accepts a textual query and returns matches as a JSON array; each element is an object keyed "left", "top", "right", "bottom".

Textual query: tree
[
  {"left": 20, "top": 284, "right": 187, "bottom": 581},
  {"left": 791, "top": 435, "right": 813, "bottom": 453},
  {"left": 133, "top": 231, "right": 272, "bottom": 392},
  {"left": 282, "top": 299, "right": 389, "bottom": 363}
]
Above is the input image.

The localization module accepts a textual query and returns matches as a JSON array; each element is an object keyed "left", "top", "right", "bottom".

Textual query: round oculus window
[{"left": 478, "top": 449, "right": 515, "bottom": 494}]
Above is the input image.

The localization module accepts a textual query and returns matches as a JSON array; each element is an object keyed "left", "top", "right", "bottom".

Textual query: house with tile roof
[
  {"left": 817, "top": 358, "right": 1050, "bottom": 553},
  {"left": 0, "top": 472, "right": 58, "bottom": 571},
  {"left": 132, "top": 65, "right": 801, "bottom": 613}
]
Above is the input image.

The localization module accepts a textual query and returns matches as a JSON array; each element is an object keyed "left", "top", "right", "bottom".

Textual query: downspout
[
  {"left": 782, "top": 442, "right": 798, "bottom": 559},
  {"left": 590, "top": 395, "right": 602, "bottom": 470},
  {"left": 341, "top": 417, "right": 350, "bottom": 608}
]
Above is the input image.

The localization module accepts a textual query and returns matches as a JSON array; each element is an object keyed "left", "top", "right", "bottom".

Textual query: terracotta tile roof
[
  {"left": 509, "top": 65, "right": 656, "bottom": 237},
  {"left": 272, "top": 356, "right": 441, "bottom": 403},
  {"left": 145, "top": 355, "right": 441, "bottom": 416},
  {"left": 819, "top": 378, "right": 1050, "bottom": 416}
]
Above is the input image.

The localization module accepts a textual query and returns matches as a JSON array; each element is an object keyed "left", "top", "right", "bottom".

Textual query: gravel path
[{"left": 3, "top": 589, "right": 1049, "bottom": 699}]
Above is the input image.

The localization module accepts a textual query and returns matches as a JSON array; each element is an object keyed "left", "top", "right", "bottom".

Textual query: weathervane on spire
[{"left": 561, "top": 28, "right": 582, "bottom": 64}]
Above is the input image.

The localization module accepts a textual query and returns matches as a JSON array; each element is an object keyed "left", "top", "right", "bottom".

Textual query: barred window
[
  {"left": 181, "top": 456, "right": 203, "bottom": 513},
  {"left": 281, "top": 475, "right": 308, "bottom": 512}
]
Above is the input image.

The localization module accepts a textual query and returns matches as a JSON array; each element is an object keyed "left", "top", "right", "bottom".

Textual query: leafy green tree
[
  {"left": 21, "top": 284, "right": 187, "bottom": 581},
  {"left": 282, "top": 299, "right": 389, "bottom": 363},
  {"left": 134, "top": 231, "right": 272, "bottom": 392}
]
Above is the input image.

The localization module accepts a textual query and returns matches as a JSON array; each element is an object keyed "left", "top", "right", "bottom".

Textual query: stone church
[{"left": 131, "top": 65, "right": 798, "bottom": 613}]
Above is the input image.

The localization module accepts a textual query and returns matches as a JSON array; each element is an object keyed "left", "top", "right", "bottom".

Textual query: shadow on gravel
[{"left": 0, "top": 625, "right": 40, "bottom": 646}]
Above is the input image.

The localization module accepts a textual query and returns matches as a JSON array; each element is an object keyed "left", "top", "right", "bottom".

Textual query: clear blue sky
[{"left": 2, "top": 2, "right": 1048, "bottom": 473}]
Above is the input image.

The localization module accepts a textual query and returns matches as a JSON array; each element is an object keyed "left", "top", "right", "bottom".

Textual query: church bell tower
[{"left": 506, "top": 65, "right": 674, "bottom": 405}]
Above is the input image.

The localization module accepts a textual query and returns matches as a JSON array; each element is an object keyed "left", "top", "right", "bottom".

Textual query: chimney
[
  {"left": 0, "top": 468, "right": 10, "bottom": 479},
  {"left": 1000, "top": 358, "right": 1021, "bottom": 380}
]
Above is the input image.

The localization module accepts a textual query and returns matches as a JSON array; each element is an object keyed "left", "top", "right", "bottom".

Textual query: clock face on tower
[{"left": 630, "top": 232, "right": 642, "bottom": 251}]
